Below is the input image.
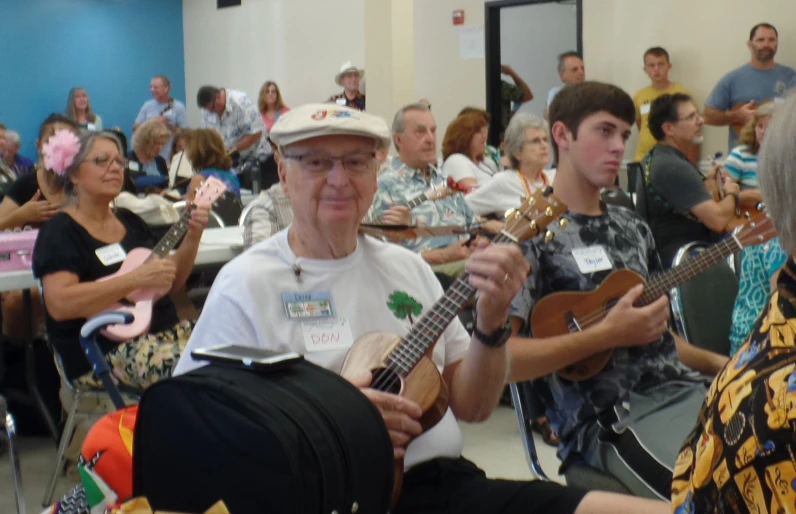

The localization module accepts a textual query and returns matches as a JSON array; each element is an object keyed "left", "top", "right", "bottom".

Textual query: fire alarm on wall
[{"left": 452, "top": 10, "right": 465, "bottom": 25}]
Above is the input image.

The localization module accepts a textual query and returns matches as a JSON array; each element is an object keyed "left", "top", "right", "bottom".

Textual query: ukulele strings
[
  {"left": 370, "top": 204, "right": 538, "bottom": 393},
  {"left": 557, "top": 225, "right": 776, "bottom": 332}
]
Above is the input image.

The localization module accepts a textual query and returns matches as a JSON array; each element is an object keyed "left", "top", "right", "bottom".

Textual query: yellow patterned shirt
[{"left": 673, "top": 257, "right": 796, "bottom": 513}]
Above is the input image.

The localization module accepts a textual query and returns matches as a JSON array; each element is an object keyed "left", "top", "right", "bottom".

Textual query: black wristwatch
[{"left": 473, "top": 319, "right": 512, "bottom": 348}]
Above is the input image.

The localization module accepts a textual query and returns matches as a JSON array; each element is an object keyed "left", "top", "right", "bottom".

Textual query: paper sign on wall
[{"left": 458, "top": 25, "right": 484, "bottom": 60}]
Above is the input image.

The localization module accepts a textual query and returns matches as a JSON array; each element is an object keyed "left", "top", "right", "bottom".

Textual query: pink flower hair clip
[{"left": 43, "top": 130, "right": 81, "bottom": 176}]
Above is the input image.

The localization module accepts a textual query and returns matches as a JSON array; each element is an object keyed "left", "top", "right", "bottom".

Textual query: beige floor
[{"left": 0, "top": 405, "right": 564, "bottom": 513}]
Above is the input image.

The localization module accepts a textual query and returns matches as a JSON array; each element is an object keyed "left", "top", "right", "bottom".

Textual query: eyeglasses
[
  {"left": 523, "top": 137, "right": 549, "bottom": 146},
  {"left": 678, "top": 112, "right": 701, "bottom": 123},
  {"left": 89, "top": 154, "right": 126, "bottom": 169},
  {"left": 284, "top": 152, "right": 377, "bottom": 175}
]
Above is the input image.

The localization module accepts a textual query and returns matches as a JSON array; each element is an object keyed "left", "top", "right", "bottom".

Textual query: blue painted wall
[{"left": 0, "top": 0, "right": 185, "bottom": 159}]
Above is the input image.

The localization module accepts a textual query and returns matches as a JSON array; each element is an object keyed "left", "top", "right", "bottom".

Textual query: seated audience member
[
  {"left": 197, "top": 85, "right": 270, "bottom": 166},
  {"left": 175, "top": 102, "right": 670, "bottom": 514},
  {"left": 441, "top": 109, "right": 495, "bottom": 191},
  {"left": 66, "top": 86, "right": 103, "bottom": 131},
  {"left": 702, "top": 23, "right": 795, "bottom": 152},
  {"left": 168, "top": 128, "right": 194, "bottom": 188},
  {"left": 0, "top": 114, "right": 77, "bottom": 229},
  {"left": 508, "top": 82, "right": 729, "bottom": 499},
  {"left": 242, "top": 181, "right": 292, "bottom": 250},
  {"left": 466, "top": 113, "right": 553, "bottom": 217},
  {"left": 373, "top": 103, "right": 480, "bottom": 276},
  {"left": 185, "top": 128, "right": 241, "bottom": 197},
  {"left": 723, "top": 102, "right": 772, "bottom": 204},
  {"left": 633, "top": 47, "right": 697, "bottom": 163},
  {"left": 258, "top": 80, "right": 290, "bottom": 133},
  {"left": 645, "top": 93, "right": 747, "bottom": 266},
  {"left": 458, "top": 106, "right": 503, "bottom": 175},
  {"left": 724, "top": 103, "right": 783, "bottom": 357},
  {"left": 129, "top": 118, "right": 170, "bottom": 189},
  {"left": 672, "top": 91, "right": 796, "bottom": 514},
  {"left": 2, "top": 130, "right": 35, "bottom": 176},
  {"left": 33, "top": 130, "right": 209, "bottom": 389},
  {"left": 0, "top": 114, "right": 79, "bottom": 340},
  {"left": 328, "top": 61, "right": 366, "bottom": 111},
  {"left": 546, "top": 51, "right": 586, "bottom": 119}
]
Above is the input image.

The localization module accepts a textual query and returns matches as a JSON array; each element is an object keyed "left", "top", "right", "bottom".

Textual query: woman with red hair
[{"left": 441, "top": 109, "right": 494, "bottom": 192}]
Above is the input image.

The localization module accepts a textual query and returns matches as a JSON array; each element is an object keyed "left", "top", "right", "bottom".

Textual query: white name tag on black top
[
  {"left": 95, "top": 243, "right": 127, "bottom": 266},
  {"left": 571, "top": 245, "right": 612, "bottom": 274}
]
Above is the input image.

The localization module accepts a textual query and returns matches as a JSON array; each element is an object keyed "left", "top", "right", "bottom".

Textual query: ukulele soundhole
[{"left": 371, "top": 367, "right": 402, "bottom": 395}]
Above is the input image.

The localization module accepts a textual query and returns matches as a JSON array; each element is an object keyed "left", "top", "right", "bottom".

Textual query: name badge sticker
[
  {"left": 302, "top": 316, "right": 355, "bottom": 353},
  {"left": 282, "top": 291, "right": 334, "bottom": 320},
  {"left": 95, "top": 243, "right": 127, "bottom": 266},
  {"left": 571, "top": 245, "right": 613, "bottom": 274},
  {"left": 640, "top": 102, "right": 651, "bottom": 116},
  {"left": 335, "top": 97, "right": 347, "bottom": 106}
]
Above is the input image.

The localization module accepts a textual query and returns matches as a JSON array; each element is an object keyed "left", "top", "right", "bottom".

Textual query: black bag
[{"left": 133, "top": 359, "right": 394, "bottom": 514}]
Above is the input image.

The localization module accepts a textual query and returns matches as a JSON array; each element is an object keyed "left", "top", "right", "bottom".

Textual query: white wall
[
  {"left": 413, "top": 0, "right": 489, "bottom": 147},
  {"left": 583, "top": 0, "right": 796, "bottom": 159},
  {"left": 501, "top": 2, "right": 578, "bottom": 121},
  {"left": 182, "top": 0, "right": 365, "bottom": 126}
]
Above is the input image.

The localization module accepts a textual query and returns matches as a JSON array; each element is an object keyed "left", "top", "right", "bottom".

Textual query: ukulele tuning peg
[
  {"left": 529, "top": 198, "right": 537, "bottom": 207},
  {"left": 529, "top": 220, "right": 538, "bottom": 232},
  {"left": 545, "top": 207, "right": 554, "bottom": 217},
  {"left": 544, "top": 230, "right": 555, "bottom": 244},
  {"left": 505, "top": 208, "right": 516, "bottom": 219},
  {"left": 559, "top": 218, "right": 568, "bottom": 228}
]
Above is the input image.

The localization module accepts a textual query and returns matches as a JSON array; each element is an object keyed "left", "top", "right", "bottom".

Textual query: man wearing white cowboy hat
[{"left": 328, "top": 61, "right": 366, "bottom": 111}]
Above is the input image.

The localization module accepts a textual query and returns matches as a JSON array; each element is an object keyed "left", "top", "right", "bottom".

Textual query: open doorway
[{"left": 485, "top": 0, "right": 583, "bottom": 145}]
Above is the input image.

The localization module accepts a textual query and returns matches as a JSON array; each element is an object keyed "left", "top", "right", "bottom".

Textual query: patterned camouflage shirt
[
  {"left": 510, "top": 204, "right": 703, "bottom": 463},
  {"left": 372, "top": 163, "right": 478, "bottom": 253}
]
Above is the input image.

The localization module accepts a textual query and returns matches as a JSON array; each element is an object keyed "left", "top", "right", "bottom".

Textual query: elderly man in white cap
[
  {"left": 328, "top": 61, "right": 366, "bottom": 110},
  {"left": 174, "top": 104, "right": 669, "bottom": 514}
]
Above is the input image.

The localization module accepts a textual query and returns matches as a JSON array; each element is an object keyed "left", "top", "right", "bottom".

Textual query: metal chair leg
[
  {"left": 5, "top": 409, "right": 27, "bottom": 514},
  {"left": 42, "top": 390, "right": 81, "bottom": 506},
  {"left": 510, "top": 383, "right": 549, "bottom": 480}
]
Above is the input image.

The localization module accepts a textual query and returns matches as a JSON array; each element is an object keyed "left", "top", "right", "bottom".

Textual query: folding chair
[
  {"left": 43, "top": 312, "right": 138, "bottom": 506},
  {"left": 1, "top": 394, "right": 26, "bottom": 514},
  {"left": 510, "top": 382, "right": 631, "bottom": 493},
  {"left": 669, "top": 242, "right": 739, "bottom": 356}
]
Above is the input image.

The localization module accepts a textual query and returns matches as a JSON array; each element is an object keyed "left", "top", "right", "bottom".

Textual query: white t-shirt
[
  {"left": 174, "top": 230, "right": 471, "bottom": 469},
  {"left": 442, "top": 153, "right": 496, "bottom": 187},
  {"left": 464, "top": 169, "right": 555, "bottom": 217}
]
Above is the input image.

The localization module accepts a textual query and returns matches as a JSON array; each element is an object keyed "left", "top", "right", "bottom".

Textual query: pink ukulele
[{"left": 100, "top": 177, "right": 228, "bottom": 342}]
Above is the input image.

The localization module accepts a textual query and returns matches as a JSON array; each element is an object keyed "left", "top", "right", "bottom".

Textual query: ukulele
[
  {"left": 531, "top": 215, "right": 776, "bottom": 382},
  {"left": 100, "top": 177, "right": 228, "bottom": 341},
  {"left": 340, "top": 188, "right": 568, "bottom": 506}
]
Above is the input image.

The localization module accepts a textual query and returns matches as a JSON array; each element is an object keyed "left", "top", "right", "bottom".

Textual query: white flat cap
[{"left": 269, "top": 103, "right": 390, "bottom": 148}]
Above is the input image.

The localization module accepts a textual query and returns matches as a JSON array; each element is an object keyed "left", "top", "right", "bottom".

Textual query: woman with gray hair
[
  {"left": 31, "top": 130, "right": 209, "bottom": 389},
  {"left": 130, "top": 117, "right": 170, "bottom": 189},
  {"left": 465, "top": 112, "right": 553, "bottom": 217},
  {"left": 671, "top": 91, "right": 796, "bottom": 513}
]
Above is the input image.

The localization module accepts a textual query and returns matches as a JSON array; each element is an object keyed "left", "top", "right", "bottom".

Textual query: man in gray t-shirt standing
[
  {"left": 133, "top": 74, "right": 189, "bottom": 161},
  {"left": 703, "top": 23, "right": 795, "bottom": 152}
]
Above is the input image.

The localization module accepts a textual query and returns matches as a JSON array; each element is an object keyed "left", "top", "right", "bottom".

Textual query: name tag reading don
[
  {"left": 572, "top": 245, "right": 613, "bottom": 274},
  {"left": 302, "top": 316, "right": 355, "bottom": 353},
  {"left": 95, "top": 243, "right": 127, "bottom": 266}
]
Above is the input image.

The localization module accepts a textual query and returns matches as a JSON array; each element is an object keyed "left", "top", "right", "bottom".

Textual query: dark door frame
[{"left": 484, "top": 0, "right": 583, "bottom": 145}]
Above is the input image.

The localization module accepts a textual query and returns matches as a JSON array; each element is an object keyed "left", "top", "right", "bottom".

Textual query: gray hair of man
[
  {"left": 391, "top": 102, "right": 432, "bottom": 152},
  {"left": 557, "top": 51, "right": 582, "bottom": 74},
  {"left": 61, "top": 130, "right": 123, "bottom": 199},
  {"left": 5, "top": 130, "right": 20, "bottom": 146},
  {"left": 503, "top": 113, "right": 549, "bottom": 169},
  {"left": 758, "top": 94, "right": 795, "bottom": 254}
]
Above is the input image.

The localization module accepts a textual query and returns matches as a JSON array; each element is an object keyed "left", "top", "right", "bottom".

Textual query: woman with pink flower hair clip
[{"left": 31, "top": 129, "right": 210, "bottom": 390}]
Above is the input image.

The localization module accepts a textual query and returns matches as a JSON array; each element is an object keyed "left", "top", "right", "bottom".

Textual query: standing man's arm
[
  {"left": 175, "top": 103, "right": 189, "bottom": 128},
  {"left": 133, "top": 104, "right": 147, "bottom": 132},
  {"left": 501, "top": 65, "right": 533, "bottom": 102}
]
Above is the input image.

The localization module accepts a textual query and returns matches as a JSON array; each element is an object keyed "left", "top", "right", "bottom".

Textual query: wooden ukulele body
[
  {"left": 531, "top": 268, "right": 646, "bottom": 381},
  {"left": 340, "top": 331, "right": 449, "bottom": 506}
]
